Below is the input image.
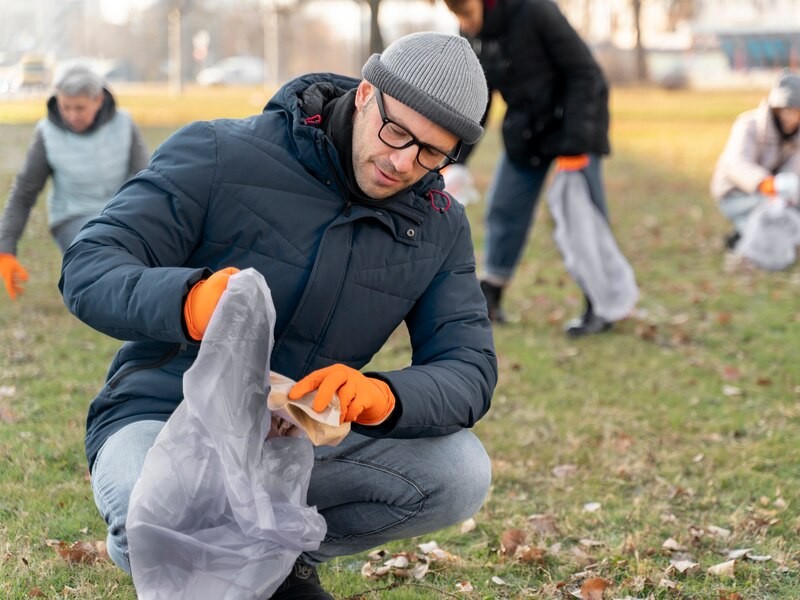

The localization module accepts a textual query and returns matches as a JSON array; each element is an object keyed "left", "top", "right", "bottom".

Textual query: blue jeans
[
  {"left": 718, "top": 192, "right": 766, "bottom": 232},
  {"left": 483, "top": 152, "right": 608, "bottom": 283},
  {"left": 91, "top": 420, "right": 491, "bottom": 574}
]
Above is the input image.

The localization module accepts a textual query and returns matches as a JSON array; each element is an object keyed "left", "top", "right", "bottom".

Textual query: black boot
[
  {"left": 724, "top": 230, "right": 741, "bottom": 250},
  {"left": 564, "top": 296, "right": 612, "bottom": 338},
  {"left": 269, "top": 560, "right": 333, "bottom": 600},
  {"left": 479, "top": 280, "right": 507, "bottom": 324}
]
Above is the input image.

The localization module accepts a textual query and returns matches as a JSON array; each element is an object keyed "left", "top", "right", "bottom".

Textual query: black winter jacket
[
  {"left": 468, "top": 0, "right": 610, "bottom": 166},
  {"left": 59, "top": 73, "right": 497, "bottom": 470}
]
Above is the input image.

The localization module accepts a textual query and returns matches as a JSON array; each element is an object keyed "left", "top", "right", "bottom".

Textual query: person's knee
[
  {"left": 429, "top": 433, "right": 491, "bottom": 524},
  {"left": 90, "top": 420, "right": 163, "bottom": 575}
]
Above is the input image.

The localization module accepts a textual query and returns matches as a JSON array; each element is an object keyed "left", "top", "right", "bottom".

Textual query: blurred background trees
[{"left": 1, "top": 0, "right": 799, "bottom": 91}]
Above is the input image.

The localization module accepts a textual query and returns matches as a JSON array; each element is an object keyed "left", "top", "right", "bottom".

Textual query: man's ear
[{"left": 355, "top": 81, "right": 374, "bottom": 112}]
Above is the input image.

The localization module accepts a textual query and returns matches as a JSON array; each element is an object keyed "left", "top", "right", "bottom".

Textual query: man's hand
[
  {"left": 183, "top": 267, "right": 240, "bottom": 341},
  {"left": 556, "top": 154, "right": 590, "bottom": 171},
  {"left": 288, "top": 364, "right": 396, "bottom": 425},
  {"left": 758, "top": 176, "right": 776, "bottom": 196},
  {"left": 0, "top": 253, "right": 29, "bottom": 300}
]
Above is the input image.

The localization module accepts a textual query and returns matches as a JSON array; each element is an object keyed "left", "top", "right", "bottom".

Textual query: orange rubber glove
[
  {"left": 758, "top": 176, "right": 776, "bottom": 196},
  {"left": 556, "top": 154, "right": 590, "bottom": 171},
  {"left": 0, "top": 253, "right": 29, "bottom": 300},
  {"left": 288, "top": 364, "right": 396, "bottom": 425},
  {"left": 183, "top": 267, "right": 240, "bottom": 341}
]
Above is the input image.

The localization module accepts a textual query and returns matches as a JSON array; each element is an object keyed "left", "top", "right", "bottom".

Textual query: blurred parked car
[
  {"left": 196, "top": 56, "right": 266, "bottom": 86},
  {"left": 13, "top": 53, "right": 52, "bottom": 90}
]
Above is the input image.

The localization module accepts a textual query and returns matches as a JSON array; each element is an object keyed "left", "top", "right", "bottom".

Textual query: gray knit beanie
[
  {"left": 768, "top": 69, "right": 800, "bottom": 109},
  {"left": 362, "top": 32, "right": 488, "bottom": 144}
]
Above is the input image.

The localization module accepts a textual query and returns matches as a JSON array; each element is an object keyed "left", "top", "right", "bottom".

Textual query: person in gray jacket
[
  {"left": 59, "top": 32, "right": 496, "bottom": 599},
  {"left": 711, "top": 69, "right": 800, "bottom": 249},
  {"left": 0, "top": 65, "right": 149, "bottom": 300}
]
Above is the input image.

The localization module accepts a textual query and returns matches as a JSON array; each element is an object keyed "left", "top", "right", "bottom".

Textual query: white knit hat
[{"left": 362, "top": 32, "right": 488, "bottom": 144}]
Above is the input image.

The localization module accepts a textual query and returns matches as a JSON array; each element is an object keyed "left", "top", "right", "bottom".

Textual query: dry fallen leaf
[
  {"left": 662, "top": 537, "right": 687, "bottom": 552},
  {"left": 716, "top": 312, "right": 733, "bottom": 325},
  {"left": 706, "top": 525, "right": 732, "bottom": 539},
  {"left": 455, "top": 581, "right": 473, "bottom": 592},
  {"left": 726, "top": 548, "right": 752, "bottom": 560},
  {"left": 48, "top": 539, "right": 108, "bottom": 565},
  {"left": 721, "top": 365, "right": 741, "bottom": 380},
  {"left": 367, "top": 548, "right": 387, "bottom": 561},
  {"left": 515, "top": 545, "right": 547, "bottom": 564},
  {"left": 528, "top": 513, "right": 561, "bottom": 537},
  {"left": 459, "top": 518, "right": 476, "bottom": 534},
  {"left": 500, "top": 528, "right": 527, "bottom": 557},
  {"left": 552, "top": 464, "right": 578, "bottom": 478},
  {"left": 634, "top": 322, "right": 657, "bottom": 341},
  {"left": 744, "top": 552, "right": 771, "bottom": 562},
  {"left": 669, "top": 559, "right": 699, "bottom": 573},
  {"left": 384, "top": 554, "right": 409, "bottom": 569},
  {"left": 707, "top": 559, "right": 736, "bottom": 578},
  {"left": 659, "top": 576, "right": 678, "bottom": 589},
  {"left": 417, "top": 541, "right": 460, "bottom": 563},
  {"left": 580, "top": 576, "right": 612, "bottom": 600}
]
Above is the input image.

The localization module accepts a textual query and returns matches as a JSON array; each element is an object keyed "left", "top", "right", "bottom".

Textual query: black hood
[
  {"left": 299, "top": 80, "right": 443, "bottom": 204},
  {"left": 46, "top": 88, "right": 117, "bottom": 134}
]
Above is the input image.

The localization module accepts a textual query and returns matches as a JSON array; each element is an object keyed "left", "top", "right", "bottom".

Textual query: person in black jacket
[
  {"left": 445, "top": 0, "right": 620, "bottom": 336},
  {"left": 59, "top": 32, "right": 496, "bottom": 599}
]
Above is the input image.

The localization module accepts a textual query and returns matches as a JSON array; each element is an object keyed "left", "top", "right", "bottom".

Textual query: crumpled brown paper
[{"left": 267, "top": 371, "right": 350, "bottom": 446}]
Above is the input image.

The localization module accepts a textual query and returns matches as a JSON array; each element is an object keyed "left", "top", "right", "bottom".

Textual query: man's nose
[{"left": 391, "top": 145, "right": 418, "bottom": 173}]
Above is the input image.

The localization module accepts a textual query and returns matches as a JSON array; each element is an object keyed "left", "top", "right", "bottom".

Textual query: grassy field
[{"left": 1, "top": 84, "right": 798, "bottom": 599}]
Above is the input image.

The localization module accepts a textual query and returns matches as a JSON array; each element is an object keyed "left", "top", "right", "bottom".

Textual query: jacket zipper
[{"left": 107, "top": 343, "right": 186, "bottom": 389}]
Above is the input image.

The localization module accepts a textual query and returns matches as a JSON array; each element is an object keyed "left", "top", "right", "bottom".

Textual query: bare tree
[
  {"left": 367, "top": 0, "right": 385, "bottom": 55},
  {"left": 631, "top": 0, "right": 648, "bottom": 81}
]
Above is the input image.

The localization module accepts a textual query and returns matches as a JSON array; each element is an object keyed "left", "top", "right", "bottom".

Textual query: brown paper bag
[{"left": 267, "top": 372, "right": 350, "bottom": 446}]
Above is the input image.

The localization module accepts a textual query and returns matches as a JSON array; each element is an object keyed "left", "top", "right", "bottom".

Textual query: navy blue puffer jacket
[{"left": 59, "top": 73, "right": 497, "bottom": 470}]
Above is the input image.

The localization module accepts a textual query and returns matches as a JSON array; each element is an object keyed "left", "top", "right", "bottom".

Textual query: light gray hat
[
  {"left": 362, "top": 31, "right": 488, "bottom": 145},
  {"left": 768, "top": 69, "right": 800, "bottom": 109}
]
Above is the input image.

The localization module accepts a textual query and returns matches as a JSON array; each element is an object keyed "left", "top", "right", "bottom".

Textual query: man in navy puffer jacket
[{"left": 60, "top": 32, "right": 497, "bottom": 599}]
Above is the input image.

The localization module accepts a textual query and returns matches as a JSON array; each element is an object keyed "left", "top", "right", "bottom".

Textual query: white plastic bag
[
  {"left": 737, "top": 199, "right": 800, "bottom": 270},
  {"left": 547, "top": 169, "right": 639, "bottom": 321},
  {"left": 443, "top": 164, "right": 481, "bottom": 205},
  {"left": 127, "top": 268, "right": 327, "bottom": 600}
]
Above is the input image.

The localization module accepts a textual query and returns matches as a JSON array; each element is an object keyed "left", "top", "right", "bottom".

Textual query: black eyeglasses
[{"left": 374, "top": 91, "right": 461, "bottom": 172}]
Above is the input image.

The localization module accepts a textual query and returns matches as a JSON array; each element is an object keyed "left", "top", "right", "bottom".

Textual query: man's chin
[
  {"left": 361, "top": 184, "right": 395, "bottom": 200},
  {"left": 356, "top": 175, "right": 404, "bottom": 200}
]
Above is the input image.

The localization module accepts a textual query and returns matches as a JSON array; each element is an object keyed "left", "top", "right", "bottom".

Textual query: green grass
[{"left": 1, "top": 85, "right": 799, "bottom": 599}]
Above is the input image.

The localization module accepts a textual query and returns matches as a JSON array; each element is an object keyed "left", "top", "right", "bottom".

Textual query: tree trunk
[
  {"left": 168, "top": 7, "right": 183, "bottom": 96},
  {"left": 632, "top": 0, "right": 648, "bottom": 82},
  {"left": 368, "top": 0, "right": 384, "bottom": 55}
]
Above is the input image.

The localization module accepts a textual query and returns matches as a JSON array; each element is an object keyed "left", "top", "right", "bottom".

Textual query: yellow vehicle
[{"left": 14, "top": 54, "right": 51, "bottom": 90}]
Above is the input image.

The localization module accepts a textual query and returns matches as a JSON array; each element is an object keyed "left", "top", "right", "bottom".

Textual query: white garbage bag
[
  {"left": 547, "top": 169, "right": 639, "bottom": 322},
  {"left": 127, "top": 268, "right": 327, "bottom": 600},
  {"left": 737, "top": 198, "right": 800, "bottom": 270}
]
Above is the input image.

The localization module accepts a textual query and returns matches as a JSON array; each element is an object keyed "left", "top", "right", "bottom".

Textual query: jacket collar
[{"left": 268, "top": 74, "right": 446, "bottom": 220}]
